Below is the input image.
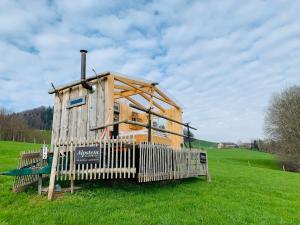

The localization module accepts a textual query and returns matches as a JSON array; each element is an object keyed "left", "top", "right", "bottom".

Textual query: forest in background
[{"left": 0, "top": 106, "right": 53, "bottom": 143}]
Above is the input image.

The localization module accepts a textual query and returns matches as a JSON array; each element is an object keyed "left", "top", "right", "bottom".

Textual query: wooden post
[
  {"left": 205, "top": 152, "right": 211, "bottom": 182},
  {"left": 38, "top": 174, "right": 42, "bottom": 195},
  {"left": 48, "top": 146, "right": 59, "bottom": 200},
  {"left": 105, "top": 74, "right": 114, "bottom": 136},
  {"left": 70, "top": 140, "right": 74, "bottom": 194},
  {"left": 187, "top": 123, "right": 192, "bottom": 150}
]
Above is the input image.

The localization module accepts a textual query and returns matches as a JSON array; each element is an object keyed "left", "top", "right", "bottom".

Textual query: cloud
[{"left": 1, "top": 0, "right": 300, "bottom": 142}]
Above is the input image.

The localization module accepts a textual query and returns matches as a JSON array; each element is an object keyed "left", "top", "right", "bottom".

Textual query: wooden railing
[
  {"left": 48, "top": 137, "right": 209, "bottom": 199},
  {"left": 54, "top": 137, "right": 136, "bottom": 181},
  {"left": 138, "top": 142, "right": 208, "bottom": 182}
]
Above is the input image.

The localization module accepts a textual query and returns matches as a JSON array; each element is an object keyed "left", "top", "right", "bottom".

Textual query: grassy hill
[
  {"left": 188, "top": 139, "right": 217, "bottom": 148},
  {"left": 0, "top": 141, "right": 299, "bottom": 225},
  {"left": 184, "top": 138, "right": 217, "bottom": 149}
]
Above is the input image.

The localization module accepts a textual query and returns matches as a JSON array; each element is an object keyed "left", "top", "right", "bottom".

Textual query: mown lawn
[{"left": 0, "top": 141, "right": 299, "bottom": 225}]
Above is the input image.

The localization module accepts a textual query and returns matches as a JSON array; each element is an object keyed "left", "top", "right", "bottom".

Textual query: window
[
  {"left": 132, "top": 112, "right": 139, "bottom": 121},
  {"left": 67, "top": 96, "right": 86, "bottom": 109},
  {"left": 130, "top": 112, "right": 142, "bottom": 130}
]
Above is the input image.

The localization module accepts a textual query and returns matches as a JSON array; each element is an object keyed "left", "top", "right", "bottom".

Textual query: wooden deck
[{"left": 52, "top": 137, "right": 209, "bottom": 183}]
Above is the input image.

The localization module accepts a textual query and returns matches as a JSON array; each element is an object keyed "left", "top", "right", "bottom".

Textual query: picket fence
[{"left": 52, "top": 137, "right": 208, "bottom": 183}]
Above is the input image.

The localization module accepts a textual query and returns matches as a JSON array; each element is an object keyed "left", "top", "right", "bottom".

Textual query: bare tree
[
  {"left": 265, "top": 86, "right": 300, "bottom": 172},
  {"left": 0, "top": 107, "right": 27, "bottom": 140},
  {"left": 0, "top": 107, "right": 53, "bottom": 143}
]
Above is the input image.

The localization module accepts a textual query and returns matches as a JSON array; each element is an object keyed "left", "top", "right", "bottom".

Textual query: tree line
[
  {"left": 17, "top": 106, "right": 53, "bottom": 130},
  {"left": 0, "top": 106, "right": 53, "bottom": 144}
]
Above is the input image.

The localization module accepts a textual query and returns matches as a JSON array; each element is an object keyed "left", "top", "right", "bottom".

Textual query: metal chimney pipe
[
  {"left": 79, "top": 49, "right": 93, "bottom": 91},
  {"left": 80, "top": 49, "right": 88, "bottom": 80}
]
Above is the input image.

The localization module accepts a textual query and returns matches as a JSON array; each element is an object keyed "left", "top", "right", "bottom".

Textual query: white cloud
[{"left": 1, "top": 0, "right": 300, "bottom": 142}]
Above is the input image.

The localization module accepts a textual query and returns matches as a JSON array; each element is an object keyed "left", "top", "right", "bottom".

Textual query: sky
[{"left": 0, "top": 0, "right": 300, "bottom": 142}]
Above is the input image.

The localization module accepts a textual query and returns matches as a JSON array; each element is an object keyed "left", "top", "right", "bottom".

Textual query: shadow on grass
[
  {"left": 14, "top": 176, "right": 207, "bottom": 198},
  {"left": 227, "top": 158, "right": 280, "bottom": 171},
  {"left": 57, "top": 177, "right": 206, "bottom": 194}
]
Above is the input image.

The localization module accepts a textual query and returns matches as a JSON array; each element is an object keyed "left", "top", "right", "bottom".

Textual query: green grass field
[
  {"left": 189, "top": 139, "right": 217, "bottom": 148},
  {"left": 0, "top": 141, "right": 299, "bottom": 225}
]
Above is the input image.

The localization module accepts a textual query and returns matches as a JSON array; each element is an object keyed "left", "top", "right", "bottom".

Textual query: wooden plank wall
[
  {"left": 51, "top": 78, "right": 107, "bottom": 151},
  {"left": 165, "top": 108, "right": 184, "bottom": 149},
  {"left": 138, "top": 142, "right": 208, "bottom": 182},
  {"left": 55, "top": 137, "right": 136, "bottom": 181},
  {"left": 118, "top": 103, "right": 184, "bottom": 149}
]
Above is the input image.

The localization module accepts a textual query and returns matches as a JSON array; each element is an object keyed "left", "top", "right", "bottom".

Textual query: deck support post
[
  {"left": 187, "top": 123, "right": 192, "bottom": 150},
  {"left": 70, "top": 175, "right": 74, "bottom": 193},
  {"left": 205, "top": 152, "right": 211, "bottom": 182},
  {"left": 38, "top": 174, "right": 42, "bottom": 195},
  {"left": 48, "top": 147, "right": 59, "bottom": 200}
]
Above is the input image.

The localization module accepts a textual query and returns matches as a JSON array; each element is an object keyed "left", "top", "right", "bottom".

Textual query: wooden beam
[
  {"left": 153, "top": 86, "right": 180, "bottom": 109},
  {"left": 139, "top": 93, "right": 165, "bottom": 113},
  {"left": 129, "top": 103, "right": 191, "bottom": 127},
  {"left": 49, "top": 72, "right": 110, "bottom": 94},
  {"left": 90, "top": 120, "right": 128, "bottom": 131},
  {"left": 124, "top": 96, "right": 147, "bottom": 111},
  {"left": 114, "top": 84, "right": 134, "bottom": 91},
  {"left": 114, "top": 87, "right": 152, "bottom": 99},
  {"left": 90, "top": 119, "right": 187, "bottom": 138},
  {"left": 114, "top": 75, "right": 152, "bottom": 88},
  {"left": 115, "top": 76, "right": 179, "bottom": 108}
]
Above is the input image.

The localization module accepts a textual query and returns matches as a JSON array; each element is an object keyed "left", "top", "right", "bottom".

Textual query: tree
[
  {"left": 0, "top": 107, "right": 51, "bottom": 143},
  {"left": 0, "top": 108, "right": 29, "bottom": 141},
  {"left": 17, "top": 106, "right": 53, "bottom": 130},
  {"left": 265, "top": 86, "right": 300, "bottom": 172}
]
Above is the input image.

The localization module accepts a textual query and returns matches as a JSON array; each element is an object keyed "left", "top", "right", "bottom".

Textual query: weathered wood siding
[{"left": 51, "top": 78, "right": 108, "bottom": 150}]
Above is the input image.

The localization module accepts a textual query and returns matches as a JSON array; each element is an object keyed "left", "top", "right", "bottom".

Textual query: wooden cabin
[
  {"left": 49, "top": 50, "right": 184, "bottom": 150},
  {"left": 3, "top": 50, "right": 208, "bottom": 199}
]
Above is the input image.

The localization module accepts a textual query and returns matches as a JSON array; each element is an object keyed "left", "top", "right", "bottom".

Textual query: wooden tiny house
[
  {"left": 0, "top": 50, "right": 209, "bottom": 200},
  {"left": 49, "top": 50, "right": 184, "bottom": 149}
]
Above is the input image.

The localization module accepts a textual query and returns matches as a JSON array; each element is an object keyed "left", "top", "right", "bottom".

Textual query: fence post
[
  {"left": 205, "top": 151, "right": 211, "bottom": 182},
  {"left": 187, "top": 123, "right": 192, "bottom": 150}
]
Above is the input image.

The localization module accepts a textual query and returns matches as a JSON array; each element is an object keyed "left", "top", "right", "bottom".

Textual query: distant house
[{"left": 217, "top": 142, "right": 238, "bottom": 149}]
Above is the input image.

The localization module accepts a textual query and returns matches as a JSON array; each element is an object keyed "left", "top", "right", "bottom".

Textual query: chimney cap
[{"left": 80, "top": 49, "right": 88, "bottom": 53}]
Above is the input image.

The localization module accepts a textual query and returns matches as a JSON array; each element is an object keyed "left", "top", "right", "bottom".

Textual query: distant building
[{"left": 217, "top": 142, "right": 238, "bottom": 149}]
